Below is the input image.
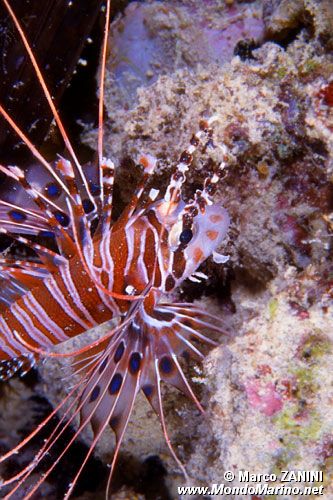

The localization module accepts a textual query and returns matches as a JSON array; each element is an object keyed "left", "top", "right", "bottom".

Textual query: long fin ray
[
  {"left": 0, "top": 163, "right": 78, "bottom": 258},
  {"left": 1, "top": 0, "right": 97, "bottom": 214}
]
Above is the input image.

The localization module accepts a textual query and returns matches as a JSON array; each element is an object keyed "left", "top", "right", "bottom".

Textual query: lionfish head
[
  {"left": 151, "top": 121, "right": 230, "bottom": 291},
  {"left": 156, "top": 197, "right": 230, "bottom": 288}
]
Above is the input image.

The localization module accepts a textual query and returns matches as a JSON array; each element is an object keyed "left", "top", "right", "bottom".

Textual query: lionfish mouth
[{"left": 0, "top": 301, "right": 228, "bottom": 498}]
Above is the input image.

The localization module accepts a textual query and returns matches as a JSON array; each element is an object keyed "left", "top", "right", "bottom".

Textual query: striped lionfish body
[{"left": 0, "top": 0, "right": 230, "bottom": 498}]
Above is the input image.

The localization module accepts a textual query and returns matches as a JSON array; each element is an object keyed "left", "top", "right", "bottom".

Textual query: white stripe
[
  {"left": 137, "top": 228, "right": 148, "bottom": 283},
  {"left": 0, "top": 316, "right": 21, "bottom": 357},
  {"left": 44, "top": 276, "right": 90, "bottom": 329},
  {"left": 124, "top": 225, "right": 134, "bottom": 277},
  {"left": 95, "top": 232, "right": 118, "bottom": 311},
  {"left": 146, "top": 216, "right": 168, "bottom": 288},
  {"left": 83, "top": 239, "right": 94, "bottom": 268},
  {"left": 23, "top": 293, "right": 68, "bottom": 342},
  {"left": 60, "top": 265, "right": 97, "bottom": 326},
  {"left": 102, "top": 231, "right": 112, "bottom": 273},
  {"left": 11, "top": 302, "right": 50, "bottom": 347},
  {"left": 102, "top": 234, "right": 117, "bottom": 294}
]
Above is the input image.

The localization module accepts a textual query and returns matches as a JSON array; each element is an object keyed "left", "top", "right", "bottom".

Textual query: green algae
[
  {"left": 274, "top": 405, "right": 322, "bottom": 442},
  {"left": 298, "top": 333, "right": 331, "bottom": 363},
  {"left": 292, "top": 365, "right": 318, "bottom": 399},
  {"left": 299, "top": 59, "right": 320, "bottom": 75},
  {"left": 268, "top": 298, "right": 279, "bottom": 320},
  {"left": 276, "top": 67, "right": 288, "bottom": 79}
]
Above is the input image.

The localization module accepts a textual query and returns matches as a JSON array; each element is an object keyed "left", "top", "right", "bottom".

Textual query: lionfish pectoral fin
[
  {"left": 142, "top": 333, "right": 204, "bottom": 414},
  {"left": 70, "top": 335, "right": 142, "bottom": 497},
  {"left": 139, "top": 302, "right": 229, "bottom": 457},
  {"left": 77, "top": 319, "right": 196, "bottom": 492},
  {"left": 0, "top": 201, "right": 51, "bottom": 236},
  {"left": 79, "top": 336, "right": 140, "bottom": 437},
  {"left": 138, "top": 339, "right": 189, "bottom": 479}
]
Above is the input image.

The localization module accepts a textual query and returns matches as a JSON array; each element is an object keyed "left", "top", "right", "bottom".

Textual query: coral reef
[
  {"left": 104, "top": 0, "right": 264, "bottom": 109},
  {"left": 263, "top": 0, "right": 333, "bottom": 51},
  {"left": 189, "top": 269, "right": 333, "bottom": 495}
]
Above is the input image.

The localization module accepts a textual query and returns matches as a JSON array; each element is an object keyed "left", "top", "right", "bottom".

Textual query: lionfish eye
[
  {"left": 179, "top": 228, "right": 193, "bottom": 244},
  {"left": 169, "top": 220, "right": 195, "bottom": 249}
]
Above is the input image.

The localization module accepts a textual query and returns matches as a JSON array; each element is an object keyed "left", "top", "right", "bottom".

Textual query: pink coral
[{"left": 245, "top": 379, "right": 283, "bottom": 416}]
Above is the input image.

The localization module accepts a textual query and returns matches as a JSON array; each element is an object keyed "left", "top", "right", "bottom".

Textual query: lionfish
[{"left": 0, "top": 0, "right": 230, "bottom": 497}]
